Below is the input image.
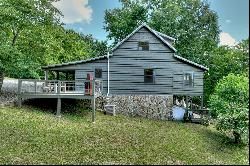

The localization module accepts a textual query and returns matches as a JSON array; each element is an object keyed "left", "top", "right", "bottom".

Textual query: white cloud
[
  {"left": 52, "top": 0, "right": 93, "bottom": 24},
  {"left": 225, "top": 19, "right": 231, "bottom": 23},
  {"left": 219, "top": 32, "right": 237, "bottom": 47}
]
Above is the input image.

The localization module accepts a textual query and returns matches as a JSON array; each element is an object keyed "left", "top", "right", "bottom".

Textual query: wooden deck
[{"left": 17, "top": 79, "right": 103, "bottom": 122}]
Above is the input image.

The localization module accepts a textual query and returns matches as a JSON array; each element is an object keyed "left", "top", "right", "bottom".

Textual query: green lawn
[{"left": 0, "top": 106, "right": 248, "bottom": 165}]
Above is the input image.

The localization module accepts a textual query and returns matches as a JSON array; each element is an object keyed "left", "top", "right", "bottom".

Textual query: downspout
[{"left": 107, "top": 51, "right": 110, "bottom": 96}]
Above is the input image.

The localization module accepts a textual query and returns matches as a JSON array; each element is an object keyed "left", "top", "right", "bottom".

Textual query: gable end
[{"left": 111, "top": 23, "right": 177, "bottom": 53}]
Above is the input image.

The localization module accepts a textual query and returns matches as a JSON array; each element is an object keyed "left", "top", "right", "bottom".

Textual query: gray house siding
[
  {"left": 109, "top": 27, "right": 204, "bottom": 96},
  {"left": 42, "top": 25, "right": 206, "bottom": 96}
]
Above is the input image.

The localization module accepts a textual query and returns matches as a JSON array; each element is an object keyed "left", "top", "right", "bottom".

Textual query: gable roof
[
  {"left": 153, "top": 29, "right": 176, "bottom": 41},
  {"left": 42, "top": 54, "right": 111, "bottom": 70},
  {"left": 111, "top": 23, "right": 177, "bottom": 52},
  {"left": 174, "top": 54, "right": 209, "bottom": 71},
  {"left": 42, "top": 23, "right": 208, "bottom": 71}
]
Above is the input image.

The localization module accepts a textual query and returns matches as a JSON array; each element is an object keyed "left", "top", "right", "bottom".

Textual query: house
[
  {"left": 42, "top": 23, "right": 208, "bottom": 96},
  {"left": 19, "top": 23, "right": 209, "bottom": 121}
]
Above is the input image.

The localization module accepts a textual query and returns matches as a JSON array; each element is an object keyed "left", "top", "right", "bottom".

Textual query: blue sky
[{"left": 53, "top": 0, "right": 249, "bottom": 46}]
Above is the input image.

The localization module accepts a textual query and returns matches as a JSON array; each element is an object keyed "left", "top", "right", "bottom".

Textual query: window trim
[
  {"left": 183, "top": 72, "right": 194, "bottom": 87},
  {"left": 144, "top": 68, "right": 156, "bottom": 84},
  {"left": 138, "top": 41, "right": 149, "bottom": 51},
  {"left": 94, "top": 68, "right": 102, "bottom": 79}
]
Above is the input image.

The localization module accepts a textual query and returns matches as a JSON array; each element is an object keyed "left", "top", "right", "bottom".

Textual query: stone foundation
[{"left": 97, "top": 95, "right": 173, "bottom": 120}]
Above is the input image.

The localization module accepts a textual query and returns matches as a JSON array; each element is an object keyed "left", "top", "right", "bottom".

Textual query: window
[
  {"left": 144, "top": 69, "right": 155, "bottom": 84},
  {"left": 95, "top": 68, "right": 102, "bottom": 78},
  {"left": 183, "top": 72, "right": 194, "bottom": 87},
  {"left": 138, "top": 41, "right": 149, "bottom": 51}
]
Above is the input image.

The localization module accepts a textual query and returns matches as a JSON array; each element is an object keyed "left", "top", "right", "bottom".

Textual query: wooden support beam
[
  {"left": 56, "top": 98, "right": 61, "bottom": 117},
  {"left": 201, "top": 96, "right": 204, "bottom": 109},
  {"left": 92, "top": 80, "right": 96, "bottom": 122},
  {"left": 92, "top": 98, "right": 96, "bottom": 122},
  {"left": 56, "top": 81, "right": 61, "bottom": 117}
]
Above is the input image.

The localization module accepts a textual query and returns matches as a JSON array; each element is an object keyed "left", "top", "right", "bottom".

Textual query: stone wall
[{"left": 97, "top": 95, "right": 173, "bottom": 120}]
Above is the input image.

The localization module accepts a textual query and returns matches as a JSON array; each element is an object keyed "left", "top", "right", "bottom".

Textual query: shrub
[{"left": 209, "top": 73, "right": 249, "bottom": 144}]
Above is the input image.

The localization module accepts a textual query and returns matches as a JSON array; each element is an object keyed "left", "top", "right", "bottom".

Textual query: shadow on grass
[
  {"left": 22, "top": 98, "right": 92, "bottom": 117},
  {"left": 199, "top": 126, "right": 248, "bottom": 152}
]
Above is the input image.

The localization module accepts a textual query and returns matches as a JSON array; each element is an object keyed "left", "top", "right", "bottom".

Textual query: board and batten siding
[{"left": 109, "top": 27, "right": 204, "bottom": 96}]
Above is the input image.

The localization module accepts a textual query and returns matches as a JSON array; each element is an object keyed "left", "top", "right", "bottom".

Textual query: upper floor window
[
  {"left": 95, "top": 68, "right": 102, "bottom": 78},
  {"left": 183, "top": 72, "right": 194, "bottom": 87},
  {"left": 144, "top": 69, "right": 155, "bottom": 84},
  {"left": 138, "top": 41, "right": 149, "bottom": 51}
]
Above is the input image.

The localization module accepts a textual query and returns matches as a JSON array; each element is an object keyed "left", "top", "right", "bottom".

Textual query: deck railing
[{"left": 18, "top": 79, "right": 103, "bottom": 96}]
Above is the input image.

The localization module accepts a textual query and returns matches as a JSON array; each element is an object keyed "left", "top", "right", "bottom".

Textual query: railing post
[
  {"left": 56, "top": 80, "right": 61, "bottom": 118},
  {"left": 58, "top": 80, "right": 61, "bottom": 95},
  {"left": 17, "top": 79, "right": 22, "bottom": 107},
  {"left": 44, "top": 70, "right": 48, "bottom": 81}
]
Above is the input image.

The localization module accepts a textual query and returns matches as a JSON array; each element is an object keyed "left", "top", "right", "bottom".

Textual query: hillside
[{"left": 0, "top": 107, "right": 248, "bottom": 165}]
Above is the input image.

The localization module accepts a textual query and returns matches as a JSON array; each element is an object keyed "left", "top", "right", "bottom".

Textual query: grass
[{"left": 0, "top": 106, "right": 249, "bottom": 165}]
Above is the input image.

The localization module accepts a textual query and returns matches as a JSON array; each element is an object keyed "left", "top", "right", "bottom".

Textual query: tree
[
  {"left": 209, "top": 74, "right": 249, "bottom": 144},
  {"left": 0, "top": 0, "right": 61, "bottom": 78},
  {"left": 204, "top": 39, "right": 249, "bottom": 104},
  {"left": 0, "top": 0, "right": 61, "bottom": 46},
  {"left": 104, "top": 0, "right": 220, "bottom": 63},
  {"left": 0, "top": 0, "right": 108, "bottom": 79},
  {"left": 104, "top": 0, "right": 148, "bottom": 45},
  {"left": 80, "top": 34, "right": 109, "bottom": 57}
]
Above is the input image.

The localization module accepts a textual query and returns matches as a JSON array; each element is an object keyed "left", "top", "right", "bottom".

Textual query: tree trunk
[
  {"left": 12, "top": 28, "right": 20, "bottom": 46},
  {"left": 12, "top": 33, "right": 19, "bottom": 46},
  {"left": 233, "top": 131, "right": 242, "bottom": 144},
  {"left": 0, "top": 72, "right": 3, "bottom": 92}
]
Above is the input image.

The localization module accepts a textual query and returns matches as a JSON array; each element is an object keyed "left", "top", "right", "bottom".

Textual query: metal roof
[
  {"left": 42, "top": 54, "right": 110, "bottom": 70},
  {"left": 153, "top": 29, "right": 176, "bottom": 41},
  {"left": 174, "top": 54, "right": 209, "bottom": 71}
]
